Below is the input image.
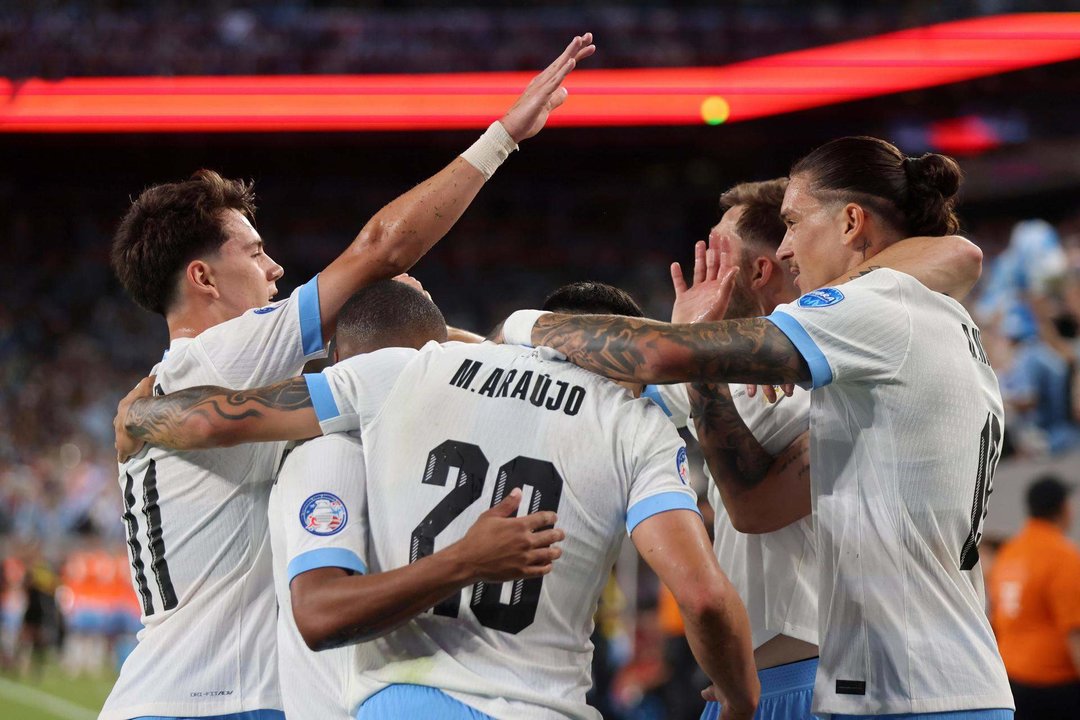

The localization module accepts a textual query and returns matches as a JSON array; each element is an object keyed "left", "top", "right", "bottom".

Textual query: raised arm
[
  {"left": 292, "top": 489, "right": 562, "bottom": 649},
  {"left": 315, "top": 34, "right": 596, "bottom": 339},
  {"left": 117, "top": 376, "right": 320, "bottom": 459},
  {"left": 632, "top": 510, "right": 758, "bottom": 720}
]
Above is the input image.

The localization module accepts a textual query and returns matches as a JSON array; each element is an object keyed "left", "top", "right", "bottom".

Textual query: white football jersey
[
  {"left": 270, "top": 433, "right": 366, "bottom": 720},
  {"left": 101, "top": 276, "right": 325, "bottom": 720},
  {"left": 307, "top": 341, "right": 698, "bottom": 720},
  {"left": 644, "top": 382, "right": 817, "bottom": 650},
  {"left": 766, "top": 269, "right": 1012, "bottom": 715}
]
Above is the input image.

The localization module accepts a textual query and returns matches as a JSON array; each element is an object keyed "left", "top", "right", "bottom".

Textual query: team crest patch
[
  {"left": 798, "top": 287, "right": 844, "bottom": 308},
  {"left": 253, "top": 305, "right": 280, "bottom": 315},
  {"left": 676, "top": 447, "right": 690, "bottom": 485},
  {"left": 300, "top": 493, "right": 348, "bottom": 536}
]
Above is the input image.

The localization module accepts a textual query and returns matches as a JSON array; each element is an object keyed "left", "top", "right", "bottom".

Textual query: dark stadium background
[{"left": 2, "top": 2, "right": 1080, "bottom": 719}]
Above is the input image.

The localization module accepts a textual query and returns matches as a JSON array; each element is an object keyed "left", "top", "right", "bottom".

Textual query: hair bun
[{"left": 904, "top": 153, "right": 962, "bottom": 200}]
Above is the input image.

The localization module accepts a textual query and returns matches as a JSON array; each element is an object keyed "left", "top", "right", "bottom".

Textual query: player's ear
[
  {"left": 186, "top": 259, "right": 220, "bottom": 300},
  {"left": 840, "top": 203, "right": 867, "bottom": 248},
  {"left": 749, "top": 255, "right": 773, "bottom": 291}
]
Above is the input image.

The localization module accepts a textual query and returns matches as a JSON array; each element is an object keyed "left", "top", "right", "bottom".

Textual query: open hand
[
  {"left": 456, "top": 488, "right": 564, "bottom": 582},
  {"left": 115, "top": 375, "right": 155, "bottom": 463},
  {"left": 671, "top": 235, "right": 739, "bottom": 325},
  {"left": 499, "top": 33, "right": 596, "bottom": 143}
]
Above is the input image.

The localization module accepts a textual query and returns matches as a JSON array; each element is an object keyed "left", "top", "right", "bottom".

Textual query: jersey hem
[
  {"left": 812, "top": 690, "right": 1016, "bottom": 716},
  {"left": 99, "top": 696, "right": 284, "bottom": 720}
]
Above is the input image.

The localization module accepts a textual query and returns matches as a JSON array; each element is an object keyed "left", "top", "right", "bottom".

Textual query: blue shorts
[
  {"left": 133, "top": 712, "right": 284, "bottom": 720},
  {"left": 357, "top": 684, "right": 494, "bottom": 720},
  {"left": 827, "top": 711, "right": 1013, "bottom": 720},
  {"left": 702, "top": 657, "right": 817, "bottom": 720}
]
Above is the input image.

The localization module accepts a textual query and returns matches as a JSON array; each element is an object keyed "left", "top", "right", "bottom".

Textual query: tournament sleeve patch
[
  {"left": 676, "top": 447, "right": 690, "bottom": 485},
  {"left": 797, "top": 287, "right": 845, "bottom": 308},
  {"left": 299, "top": 492, "right": 348, "bottom": 536}
]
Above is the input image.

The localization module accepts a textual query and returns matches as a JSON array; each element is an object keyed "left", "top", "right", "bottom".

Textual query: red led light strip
[{"left": 1, "top": 13, "right": 1077, "bottom": 133}]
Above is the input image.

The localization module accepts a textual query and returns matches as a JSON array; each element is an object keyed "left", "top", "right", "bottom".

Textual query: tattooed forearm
[
  {"left": 689, "top": 383, "right": 773, "bottom": 490},
  {"left": 124, "top": 377, "right": 314, "bottom": 449},
  {"left": 530, "top": 314, "right": 811, "bottom": 386}
]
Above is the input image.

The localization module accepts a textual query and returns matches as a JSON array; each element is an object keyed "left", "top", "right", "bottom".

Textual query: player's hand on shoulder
[
  {"left": 456, "top": 488, "right": 564, "bottom": 582},
  {"left": 670, "top": 235, "right": 739, "bottom": 325},
  {"left": 115, "top": 374, "right": 155, "bottom": 463},
  {"left": 499, "top": 33, "right": 596, "bottom": 143}
]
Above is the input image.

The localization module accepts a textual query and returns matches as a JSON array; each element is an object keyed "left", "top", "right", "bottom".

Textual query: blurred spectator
[
  {"left": 977, "top": 220, "right": 1080, "bottom": 454},
  {"left": 989, "top": 475, "right": 1080, "bottom": 720}
]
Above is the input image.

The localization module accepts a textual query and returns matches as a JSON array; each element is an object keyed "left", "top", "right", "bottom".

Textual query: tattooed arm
[
  {"left": 528, "top": 314, "right": 811, "bottom": 387},
  {"left": 118, "top": 376, "right": 320, "bottom": 456},
  {"left": 837, "top": 234, "right": 982, "bottom": 298},
  {"left": 692, "top": 380, "right": 812, "bottom": 534}
]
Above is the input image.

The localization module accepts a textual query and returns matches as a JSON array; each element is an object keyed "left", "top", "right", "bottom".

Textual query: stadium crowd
[{"left": 0, "top": 0, "right": 1061, "bottom": 79}]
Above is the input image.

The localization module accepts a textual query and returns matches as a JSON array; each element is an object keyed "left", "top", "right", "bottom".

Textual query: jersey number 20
[{"left": 410, "top": 440, "right": 564, "bottom": 634}]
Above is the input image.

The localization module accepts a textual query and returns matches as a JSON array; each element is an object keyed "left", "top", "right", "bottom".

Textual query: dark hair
[
  {"left": 335, "top": 280, "right": 447, "bottom": 357},
  {"left": 790, "top": 136, "right": 962, "bottom": 237},
  {"left": 542, "top": 281, "right": 645, "bottom": 317},
  {"left": 719, "top": 178, "right": 788, "bottom": 250},
  {"left": 1026, "top": 474, "right": 1072, "bottom": 520},
  {"left": 111, "top": 170, "right": 257, "bottom": 315}
]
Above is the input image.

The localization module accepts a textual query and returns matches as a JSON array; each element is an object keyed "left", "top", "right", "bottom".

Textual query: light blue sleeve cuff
[
  {"left": 304, "top": 373, "right": 340, "bottom": 422},
  {"left": 642, "top": 385, "right": 673, "bottom": 417},
  {"left": 626, "top": 491, "right": 701, "bottom": 535},
  {"left": 764, "top": 311, "right": 833, "bottom": 389},
  {"left": 287, "top": 548, "right": 366, "bottom": 584},
  {"left": 297, "top": 274, "right": 325, "bottom": 357}
]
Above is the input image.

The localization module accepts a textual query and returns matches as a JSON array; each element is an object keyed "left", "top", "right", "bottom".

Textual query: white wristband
[
  {"left": 503, "top": 310, "right": 549, "bottom": 347},
  {"left": 461, "top": 121, "right": 519, "bottom": 180}
]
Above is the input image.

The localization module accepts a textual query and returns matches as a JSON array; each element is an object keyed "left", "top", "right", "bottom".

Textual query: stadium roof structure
[{"left": 0, "top": 12, "right": 1078, "bottom": 133}]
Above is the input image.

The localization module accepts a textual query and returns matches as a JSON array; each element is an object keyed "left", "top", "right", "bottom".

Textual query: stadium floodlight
[{"left": 0, "top": 13, "right": 1077, "bottom": 133}]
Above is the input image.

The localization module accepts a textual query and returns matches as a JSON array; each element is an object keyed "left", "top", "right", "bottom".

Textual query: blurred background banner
[
  {"left": 2, "top": 2, "right": 1080, "bottom": 720},
  {"left": 2, "top": 13, "right": 1078, "bottom": 132}
]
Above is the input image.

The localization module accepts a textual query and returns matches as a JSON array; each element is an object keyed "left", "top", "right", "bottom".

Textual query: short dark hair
[
  {"left": 542, "top": 281, "right": 645, "bottom": 317},
  {"left": 719, "top": 178, "right": 788, "bottom": 251},
  {"left": 335, "top": 280, "right": 447, "bottom": 358},
  {"left": 1026, "top": 474, "right": 1072, "bottom": 520},
  {"left": 111, "top": 170, "right": 257, "bottom": 315},
  {"left": 791, "top": 136, "right": 962, "bottom": 237}
]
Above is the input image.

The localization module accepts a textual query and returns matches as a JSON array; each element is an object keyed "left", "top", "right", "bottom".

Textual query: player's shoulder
[{"left": 279, "top": 432, "right": 364, "bottom": 477}]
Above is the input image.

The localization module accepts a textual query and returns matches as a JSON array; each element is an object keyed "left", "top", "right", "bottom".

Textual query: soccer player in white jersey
[
  {"left": 103, "top": 33, "right": 596, "bottom": 720},
  {"left": 114, "top": 282, "right": 761, "bottom": 720},
  {"left": 501, "top": 136, "right": 1015, "bottom": 719},
  {"left": 268, "top": 284, "right": 565, "bottom": 720},
  {"left": 646, "top": 179, "right": 984, "bottom": 720}
]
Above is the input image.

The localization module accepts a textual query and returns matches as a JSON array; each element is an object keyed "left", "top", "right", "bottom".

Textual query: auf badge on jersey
[
  {"left": 797, "top": 287, "right": 845, "bottom": 308},
  {"left": 300, "top": 492, "right": 348, "bottom": 536}
]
